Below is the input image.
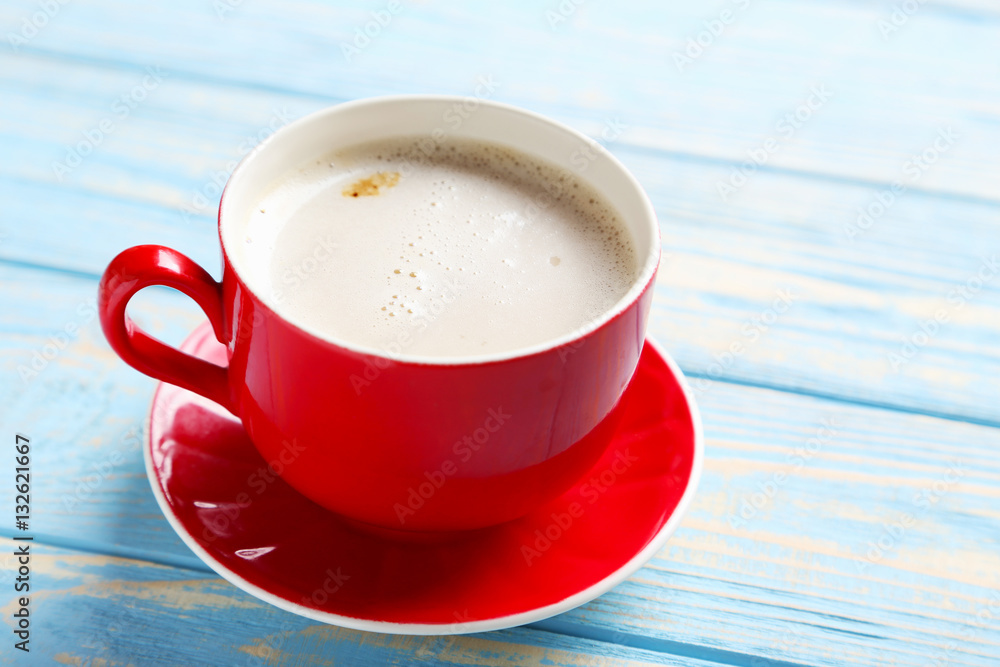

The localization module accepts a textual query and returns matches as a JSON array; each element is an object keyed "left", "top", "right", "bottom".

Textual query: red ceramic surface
[
  {"left": 100, "top": 96, "right": 662, "bottom": 532},
  {"left": 146, "top": 323, "right": 702, "bottom": 634}
]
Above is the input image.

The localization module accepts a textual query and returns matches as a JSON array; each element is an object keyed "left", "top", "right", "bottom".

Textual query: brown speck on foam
[{"left": 342, "top": 171, "right": 401, "bottom": 197}]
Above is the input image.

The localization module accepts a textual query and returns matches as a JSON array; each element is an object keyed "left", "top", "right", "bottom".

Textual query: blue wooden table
[{"left": 2, "top": 1, "right": 998, "bottom": 665}]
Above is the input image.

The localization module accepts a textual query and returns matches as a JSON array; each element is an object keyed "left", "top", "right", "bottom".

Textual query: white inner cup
[{"left": 220, "top": 95, "right": 660, "bottom": 364}]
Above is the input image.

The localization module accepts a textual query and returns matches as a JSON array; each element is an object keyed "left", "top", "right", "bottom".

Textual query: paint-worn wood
[
  {"left": 1, "top": 0, "right": 998, "bottom": 664},
  {"left": 0, "top": 539, "right": 730, "bottom": 667},
  {"left": 1, "top": 0, "right": 997, "bottom": 197}
]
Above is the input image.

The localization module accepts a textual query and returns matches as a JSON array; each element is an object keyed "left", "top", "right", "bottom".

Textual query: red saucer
[{"left": 145, "top": 323, "right": 703, "bottom": 634}]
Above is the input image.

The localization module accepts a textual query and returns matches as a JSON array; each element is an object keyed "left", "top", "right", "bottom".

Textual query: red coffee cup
[{"left": 98, "top": 96, "right": 660, "bottom": 533}]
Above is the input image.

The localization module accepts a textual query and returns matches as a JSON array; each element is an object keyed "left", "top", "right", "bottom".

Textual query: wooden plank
[
  {"left": 1, "top": 264, "right": 997, "bottom": 666},
  {"left": 0, "top": 539, "right": 724, "bottom": 667},
  {"left": 1, "top": 0, "right": 998, "bottom": 199},
  {"left": 1, "top": 55, "right": 998, "bottom": 425}
]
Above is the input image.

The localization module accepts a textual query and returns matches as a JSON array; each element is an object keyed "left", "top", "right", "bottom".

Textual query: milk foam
[{"left": 245, "top": 136, "right": 637, "bottom": 357}]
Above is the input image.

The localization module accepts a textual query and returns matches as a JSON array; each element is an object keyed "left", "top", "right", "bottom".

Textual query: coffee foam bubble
[{"left": 245, "top": 136, "right": 638, "bottom": 357}]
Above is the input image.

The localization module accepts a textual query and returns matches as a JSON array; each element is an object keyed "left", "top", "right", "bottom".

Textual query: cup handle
[{"left": 98, "top": 245, "right": 236, "bottom": 414}]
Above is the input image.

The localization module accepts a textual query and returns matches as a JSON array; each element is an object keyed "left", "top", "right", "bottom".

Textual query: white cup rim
[{"left": 219, "top": 94, "right": 660, "bottom": 365}]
